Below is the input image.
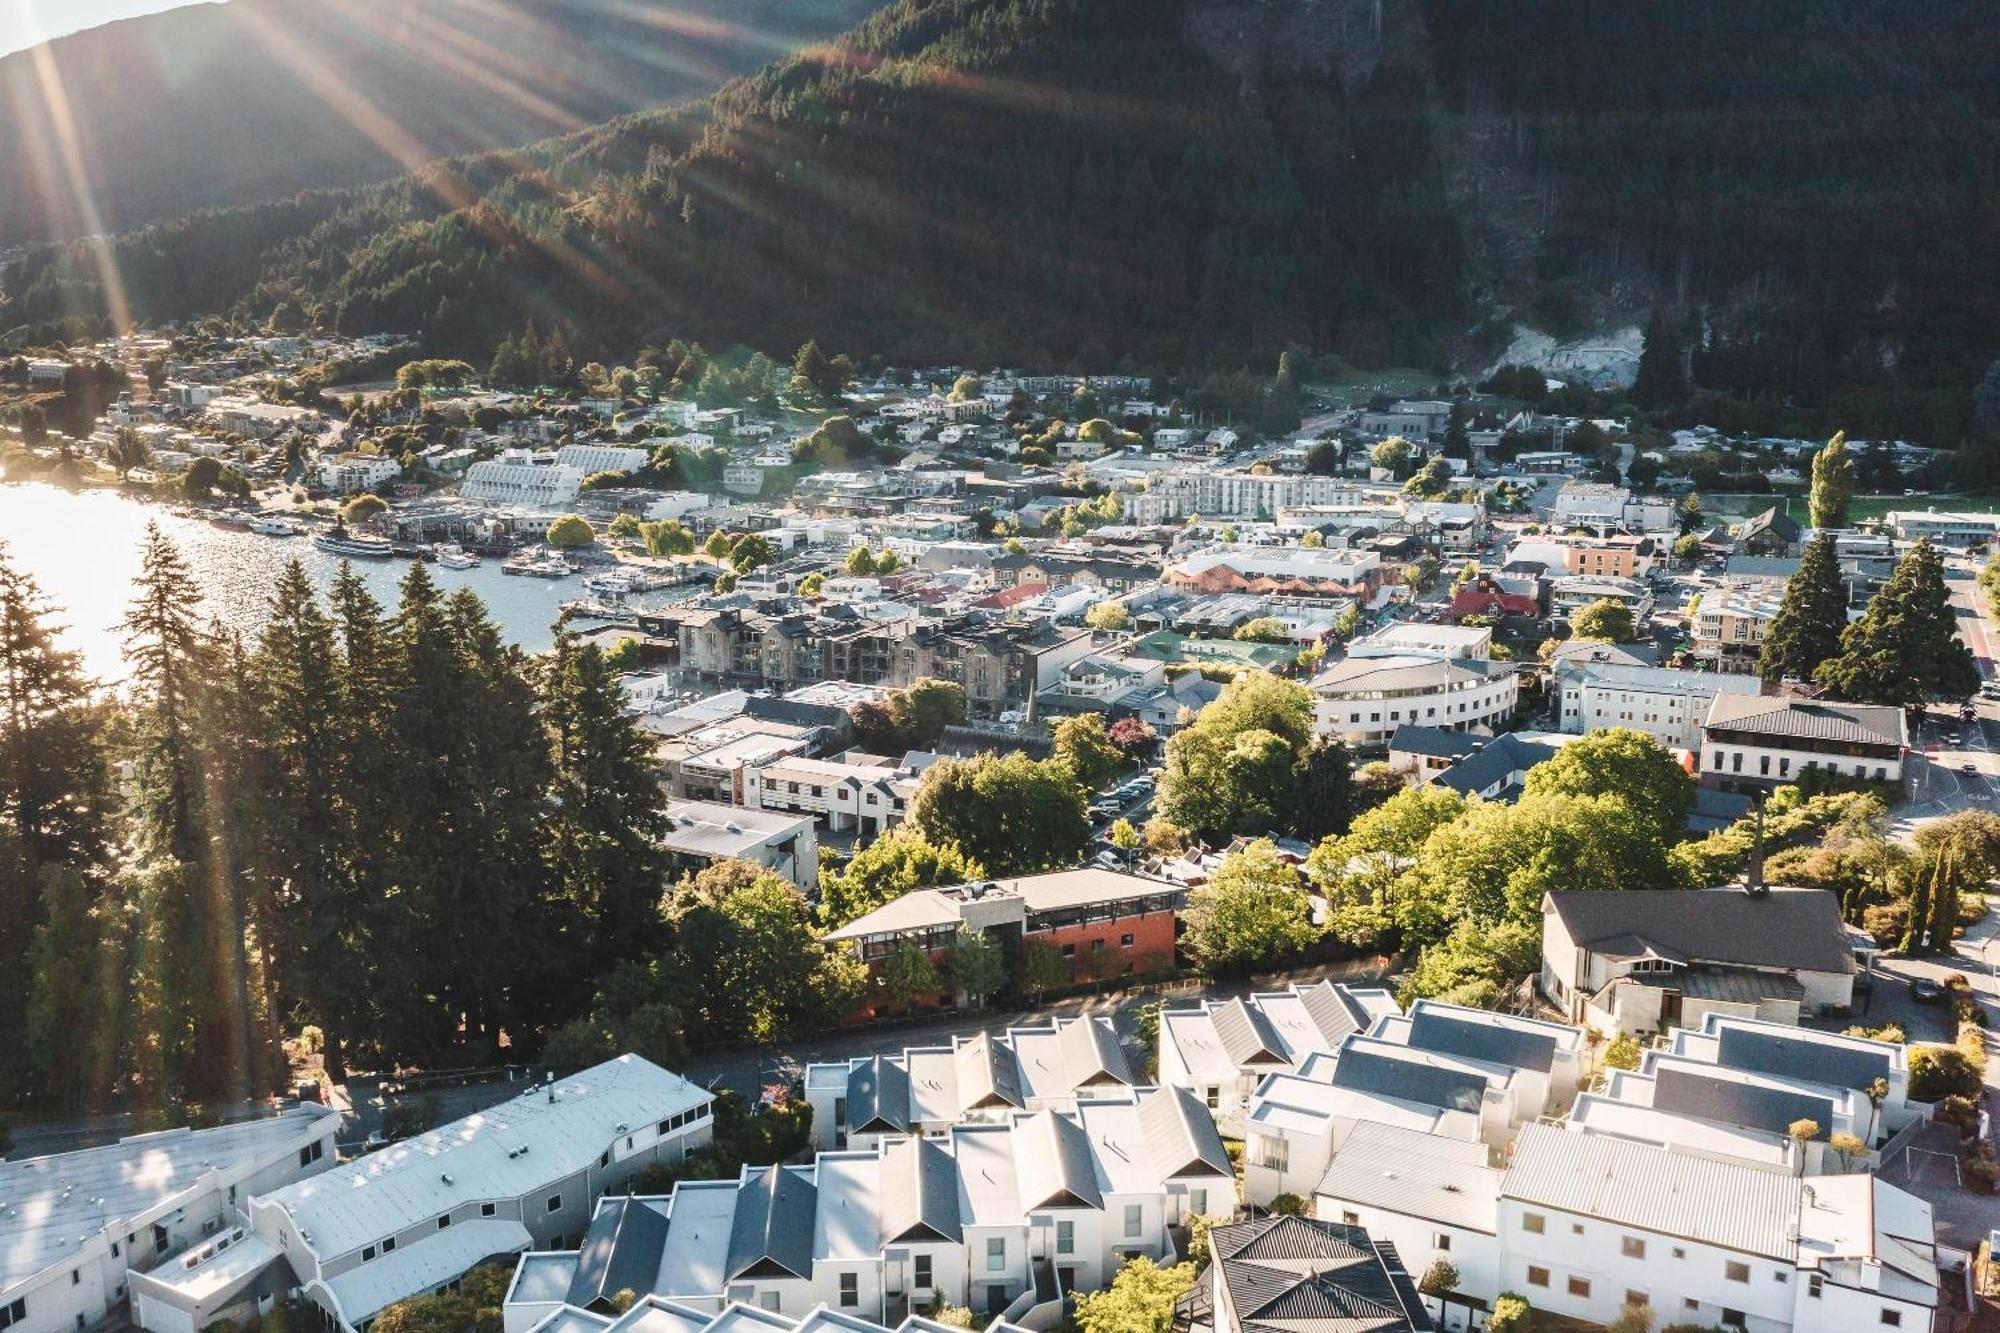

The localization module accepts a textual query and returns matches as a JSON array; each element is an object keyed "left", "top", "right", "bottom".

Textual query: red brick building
[{"left": 823, "top": 869, "right": 1185, "bottom": 1021}]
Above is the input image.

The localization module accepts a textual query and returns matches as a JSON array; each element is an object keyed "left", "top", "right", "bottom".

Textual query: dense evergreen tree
[
  {"left": 1816, "top": 539, "right": 1980, "bottom": 706},
  {"left": 1631, "top": 308, "right": 1687, "bottom": 409},
  {"left": 1759, "top": 534, "right": 1848, "bottom": 684}
]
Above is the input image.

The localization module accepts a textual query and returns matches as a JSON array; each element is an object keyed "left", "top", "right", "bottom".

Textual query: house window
[
  {"left": 1725, "top": 1261, "right": 1750, "bottom": 1283},
  {"left": 1526, "top": 1267, "right": 1550, "bottom": 1288},
  {"left": 1255, "top": 1136, "right": 1288, "bottom": 1171},
  {"left": 839, "top": 1274, "right": 858, "bottom": 1308},
  {"left": 363, "top": 1247, "right": 377, "bottom": 1263},
  {"left": 760, "top": 1293, "right": 780, "bottom": 1313},
  {"left": 481, "top": 1203, "right": 496, "bottom": 1218},
  {"left": 598, "top": 1151, "right": 610, "bottom": 1168},
  {"left": 1881, "top": 1311, "right": 1903, "bottom": 1327},
  {"left": 1061, "top": 944, "right": 1076, "bottom": 958},
  {"left": 1808, "top": 1276, "right": 1823, "bottom": 1299},
  {"left": 1567, "top": 1277, "right": 1591, "bottom": 1298},
  {"left": 1, "top": 1300, "right": 26, "bottom": 1332},
  {"left": 1192, "top": 1190, "right": 1208, "bottom": 1216},
  {"left": 1621, "top": 1237, "right": 1645, "bottom": 1259},
  {"left": 1056, "top": 1221, "right": 1075, "bottom": 1254},
  {"left": 1124, "top": 1205, "right": 1143, "bottom": 1238},
  {"left": 383, "top": 1238, "right": 397, "bottom": 1254},
  {"left": 546, "top": 1194, "right": 563, "bottom": 1214},
  {"left": 1521, "top": 1213, "right": 1545, "bottom": 1235},
  {"left": 914, "top": 1255, "right": 933, "bottom": 1290},
  {"left": 1626, "top": 1291, "right": 1649, "bottom": 1310},
  {"left": 1204, "top": 1087, "right": 1219, "bottom": 1110},
  {"left": 71, "top": 1272, "right": 80, "bottom": 1287},
  {"left": 1341, "top": 1212, "right": 1359, "bottom": 1226},
  {"left": 1434, "top": 1234, "right": 1452, "bottom": 1252},
  {"left": 1721, "top": 1312, "right": 1745, "bottom": 1330},
  {"left": 437, "top": 1215, "right": 452, "bottom": 1230},
  {"left": 987, "top": 1238, "right": 1006, "bottom": 1272}
]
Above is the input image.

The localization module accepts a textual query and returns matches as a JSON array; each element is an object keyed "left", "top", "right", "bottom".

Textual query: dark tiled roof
[
  {"left": 566, "top": 1197, "right": 670, "bottom": 1310},
  {"left": 1210, "top": 1217, "right": 1430, "bottom": 1333},
  {"left": 847, "top": 1055, "right": 911, "bottom": 1134},
  {"left": 1407, "top": 1007, "right": 1557, "bottom": 1075},
  {"left": 1332, "top": 1045, "right": 1488, "bottom": 1114},
  {"left": 1433, "top": 733, "right": 1561, "bottom": 797},
  {"left": 1386, "top": 725, "right": 1482, "bottom": 761},
  {"left": 1546, "top": 887, "right": 1857, "bottom": 975},
  {"left": 1704, "top": 696, "right": 1904, "bottom": 748},
  {"left": 725, "top": 1166, "right": 817, "bottom": 1281},
  {"left": 1715, "top": 1026, "right": 1893, "bottom": 1094},
  {"left": 1652, "top": 1065, "right": 1837, "bottom": 1136},
  {"left": 880, "top": 1135, "right": 962, "bottom": 1244}
]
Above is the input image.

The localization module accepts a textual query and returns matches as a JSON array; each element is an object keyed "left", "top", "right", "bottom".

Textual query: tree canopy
[
  {"left": 1759, "top": 533, "right": 1848, "bottom": 683},
  {"left": 1816, "top": 539, "right": 1979, "bottom": 705}
]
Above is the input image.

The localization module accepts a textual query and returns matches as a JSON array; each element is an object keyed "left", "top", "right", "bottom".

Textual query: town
[{"left": 4, "top": 325, "right": 2000, "bottom": 1333}]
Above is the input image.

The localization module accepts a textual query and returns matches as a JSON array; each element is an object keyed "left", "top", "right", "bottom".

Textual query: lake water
[{"left": 0, "top": 483, "right": 584, "bottom": 681}]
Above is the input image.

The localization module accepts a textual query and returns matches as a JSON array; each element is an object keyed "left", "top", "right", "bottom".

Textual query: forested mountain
[
  {"left": 5, "top": 0, "right": 1998, "bottom": 434},
  {"left": 0, "top": 0, "right": 881, "bottom": 247}
]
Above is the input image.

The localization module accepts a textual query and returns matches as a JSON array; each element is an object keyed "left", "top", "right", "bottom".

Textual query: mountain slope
[
  {"left": 0, "top": 0, "right": 881, "bottom": 247},
  {"left": 5, "top": 0, "right": 1998, "bottom": 426}
]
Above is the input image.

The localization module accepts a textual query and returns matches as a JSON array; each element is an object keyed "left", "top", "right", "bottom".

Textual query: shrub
[
  {"left": 1910, "top": 1044, "right": 1982, "bottom": 1101},
  {"left": 1938, "top": 1095, "right": 1981, "bottom": 1139},
  {"left": 1961, "top": 1148, "right": 1998, "bottom": 1194},
  {"left": 1487, "top": 1294, "right": 1532, "bottom": 1333},
  {"left": 1269, "top": 1193, "right": 1306, "bottom": 1216},
  {"left": 1417, "top": 1260, "right": 1459, "bottom": 1296}
]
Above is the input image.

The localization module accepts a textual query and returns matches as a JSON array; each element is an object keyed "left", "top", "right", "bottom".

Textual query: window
[
  {"left": 1521, "top": 1213, "right": 1545, "bottom": 1235},
  {"left": 1124, "top": 1205, "right": 1143, "bottom": 1238},
  {"left": 1567, "top": 1277, "right": 1591, "bottom": 1299},
  {"left": 0, "top": 1303, "right": 25, "bottom": 1333},
  {"left": 1526, "top": 1267, "right": 1550, "bottom": 1288},
  {"left": 1807, "top": 1276, "right": 1823, "bottom": 1299},
  {"left": 1774, "top": 1271, "right": 1787, "bottom": 1284},
  {"left": 914, "top": 1255, "right": 933, "bottom": 1290},
  {"left": 299, "top": 1140, "right": 325, "bottom": 1168},
  {"left": 987, "top": 1238, "right": 1006, "bottom": 1272},
  {"left": 1192, "top": 1190, "right": 1208, "bottom": 1216},
  {"left": 1724, "top": 1261, "right": 1750, "bottom": 1284},
  {"left": 437, "top": 1215, "right": 452, "bottom": 1231},
  {"left": 1056, "top": 1222, "right": 1075, "bottom": 1255},
  {"left": 363, "top": 1247, "right": 377, "bottom": 1263},
  {"left": 1621, "top": 1237, "right": 1645, "bottom": 1259},
  {"left": 383, "top": 1238, "right": 396, "bottom": 1254},
  {"left": 839, "top": 1274, "right": 858, "bottom": 1308},
  {"left": 1121, "top": 934, "right": 1134, "bottom": 948},
  {"left": 1880, "top": 1312, "right": 1902, "bottom": 1328},
  {"left": 1255, "top": 1136, "right": 1289, "bottom": 1172},
  {"left": 545, "top": 1194, "right": 563, "bottom": 1215},
  {"left": 481, "top": 1203, "right": 496, "bottom": 1218},
  {"left": 1626, "top": 1291, "right": 1649, "bottom": 1311},
  {"left": 1204, "top": 1087, "right": 1219, "bottom": 1110},
  {"left": 1061, "top": 944, "right": 1076, "bottom": 958},
  {"left": 1434, "top": 1233, "right": 1452, "bottom": 1253},
  {"left": 1672, "top": 1247, "right": 1686, "bottom": 1260},
  {"left": 1721, "top": 1311, "right": 1745, "bottom": 1330},
  {"left": 71, "top": 1272, "right": 80, "bottom": 1287},
  {"left": 1341, "top": 1212, "right": 1359, "bottom": 1226},
  {"left": 598, "top": 1151, "right": 610, "bottom": 1169},
  {"left": 760, "top": 1293, "right": 780, "bottom": 1313}
]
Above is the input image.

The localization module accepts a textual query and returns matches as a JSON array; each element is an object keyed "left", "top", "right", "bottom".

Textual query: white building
[
  {"left": 1, "top": 1109, "right": 338, "bottom": 1333},
  {"left": 1555, "top": 658, "right": 1762, "bottom": 752},
  {"left": 1700, "top": 696, "right": 1907, "bottom": 795},
  {"left": 663, "top": 801, "right": 818, "bottom": 892},
  {"left": 802, "top": 1019, "right": 1133, "bottom": 1150},
  {"left": 1309, "top": 654, "right": 1518, "bottom": 749},
  {"left": 1123, "top": 472, "right": 1366, "bottom": 523},
  {"left": 503, "top": 1289, "right": 987, "bottom": 1333},
  {"left": 503, "top": 1089, "right": 1234, "bottom": 1328},
  {"left": 462, "top": 450, "right": 588, "bottom": 509},
  {"left": 1155, "top": 983, "right": 1400, "bottom": 1130},
  {"left": 248, "top": 1055, "right": 715, "bottom": 1333},
  {"left": 556, "top": 444, "right": 651, "bottom": 477},
  {"left": 319, "top": 454, "right": 403, "bottom": 495},
  {"left": 1348, "top": 622, "right": 1491, "bottom": 663},
  {"left": 742, "top": 752, "right": 931, "bottom": 840},
  {"left": 1550, "top": 482, "right": 1674, "bottom": 534},
  {"left": 1886, "top": 509, "right": 2000, "bottom": 548}
]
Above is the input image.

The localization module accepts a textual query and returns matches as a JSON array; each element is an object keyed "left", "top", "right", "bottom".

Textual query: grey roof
[
  {"left": 1057, "top": 1017, "right": 1134, "bottom": 1088},
  {"left": 1016, "top": 1110, "right": 1103, "bottom": 1211},
  {"left": 725, "top": 1166, "right": 817, "bottom": 1282},
  {"left": 568, "top": 1197, "right": 671, "bottom": 1310},
  {"left": 1315, "top": 1121, "right": 1500, "bottom": 1235},
  {"left": 1715, "top": 1025, "right": 1893, "bottom": 1093},
  {"left": 1546, "top": 887, "right": 1857, "bottom": 976},
  {"left": 1136, "top": 1085, "right": 1234, "bottom": 1180},
  {"left": 1212, "top": 997, "right": 1291, "bottom": 1068},
  {"left": 1407, "top": 1007, "right": 1557, "bottom": 1075},
  {"left": 1433, "top": 733, "right": 1562, "bottom": 798},
  {"left": 1503, "top": 1122, "right": 1802, "bottom": 1261},
  {"left": 1652, "top": 1066, "right": 1837, "bottom": 1136},
  {"left": 1332, "top": 1046, "right": 1488, "bottom": 1114},
  {"left": 880, "top": 1136, "right": 962, "bottom": 1244},
  {"left": 1703, "top": 695, "right": 1904, "bottom": 748},
  {"left": 1386, "top": 725, "right": 1482, "bottom": 761},
  {"left": 1297, "top": 983, "right": 1373, "bottom": 1046},
  {"left": 1209, "top": 1217, "right": 1429, "bottom": 1333},
  {"left": 847, "top": 1056, "right": 912, "bottom": 1134},
  {"left": 954, "top": 1034, "right": 1024, "bottom": 1110}
]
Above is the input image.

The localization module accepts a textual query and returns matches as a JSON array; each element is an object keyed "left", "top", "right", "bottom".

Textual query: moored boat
[{"left": 312, "top": 525, "right": 394, "bottom": 558}]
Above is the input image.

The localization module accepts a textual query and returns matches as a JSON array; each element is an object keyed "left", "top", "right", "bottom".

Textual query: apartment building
[
  {"left": 742, "top": 751, "right": 931, "bottom": 838},
  {"left": 318, "top": 454, "right": 402, "bottom": 495},
  {"left": 1, "top": 1109, "right": 338, "bottom": 1333},
  {"left": 1309, "top": 654, "right": 1519, "bottom": 750},
  {"left": 1555, "top": 658, "right": 1762, "bottom": 751},
  {"left": 248, "top": 1056, "right": 714, "bottom": 1333},
  {"left": 1154, "top": 983, "right": 1400, "bottom": 1129},
  {"left": 1560, "top": 535, "right": 1659, "bottom": 580},
  {"left": 1692, "top": 583, "right": 1786, "bottom": 674},
  {"left": 801, "top": 1018, "right": 1133, "bottom": 1149},
  {"left": 663, "top": 801, "right": 818, "bottom": 891},
  {"left": 502, "top": 1285, "right": 990, "bottom": 1333},
  {"left": 502, "top": 1091, "right": 1233, "bottom": 1328},
  {"left": 554, "top": 444, "right": 650, "bottom": 476},
  {"left": 1122, "top": 472, "right": 1366, "bottom": 523},
  {"left": 461, "top": 450, "right": 587, "bottom": 508},
  {"left": 1701, "top": 696, "right": 1906, "bottom": 794}
]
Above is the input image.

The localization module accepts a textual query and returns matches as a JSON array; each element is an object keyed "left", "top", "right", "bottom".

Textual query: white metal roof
[
  {"left": 258, "top": 1056, "right": 706, "bottom": 1261},
  {"left": 1314, "top": 1120, "right": 1500, "bottom": 1234},
  {"left": 655, "top": 1183, "right": 738, "bottom": 1297},
  {"left": 324, "top": 1218, "right": 532, "bottom": 1323}
]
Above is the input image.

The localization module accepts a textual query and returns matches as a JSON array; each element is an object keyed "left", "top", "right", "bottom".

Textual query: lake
[{"left": 0, "top": 483, "right": 587, "bottom": 681}]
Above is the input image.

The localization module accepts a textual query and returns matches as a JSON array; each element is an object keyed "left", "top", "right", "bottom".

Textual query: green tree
[
  {"left": 341, "top": 493, "right": 387, "bottom": 523},
  {"left": 1816, "top": 539, "right": 1979, "bottom": 705},
  {"left": 1808, "top": 430, "right": 1855, "bottom": 530},
  {"left": 664, "top": 860, "right": 866, "bottom": 1041},
  {"left": 945, "top": 927, "right": 1008, "bottom": 1005},
  {"left": 1053, "top": 712, "right": 1125, "bottom": 792},
  {"left": 845, "top": 546, "right": 878, "bottom": 575},
  {"left": 1109, "top": 817, "right": 1141, "bottom": 866},
  {"left": 908, "top": 752, "right": 1090, "bottom": 875},
  {"left": 1021, "top": 938, "right": 1072, "bottom": 998},
  {"left": 1442, "top": 401, "right": 1469, "bottom": 458},
  {"left": 1759, "top": 533, "right": 1848, "bottom": 683},
  {"left": 880, "top": 939, "right": 941, "bottom": 1010},
  {"left": 1232, "top": 617, "right": 1290, "bottom": 643},
  {"left": 1264, "top": 351, "right": 1302, "bottom": 433},
  {"left": 818, "top": 826, "right": 983, "bottom": 927},
  {"left": 108, "top": 426, "right": 151, "bottom": 481},
  {"left": 1086, "top": 600, "right": 1131, "bottom": 631},
  {"left": 546, "top": 515, "right": 595, "bottom": 548},
  {"left": 1570, "top": 597, "right": 1637, "bottom": 642},
  {"left": 1158, "top": 674, "right": 1326, "bottom": 841},
  {"left": 1074, "top": 1259, "right": 1195, "bottom": 1333},
  {"left": 1402, "top": 456, "right": 1453, "bottom": 498},
  {"left": 1180, "top": 840, "right": 1319, "bottom": 973},
  {"left": 1521, "top": 727, "right": 1694, "bottom": 844},
  {"left": 607, "top": 513, "right": 641, "bottom": 541},
  {"left": 1370, "top": 436, "right": 1413, "bottom": 476},
  {"left": 893, "top": 678, "right": 967, "bottom": 749},
  {"left": 640, "top": 519, "right": 695, "bottom": 556},
  {"left": 1631, "top": 306, "right": 1686, "bottom": 408},
  {"left": 373, "top": 1261, "right": 511, "bottom": 1333}
]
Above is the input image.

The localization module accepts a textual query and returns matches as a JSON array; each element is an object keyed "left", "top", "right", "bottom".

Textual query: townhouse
[
  {"left": 502, "top": 1090, "right": 1233, "bottom": 1328},
  {"left": 1, "top": 1109, "right": 338, "bottom": 1333},
  {"left": 741, "top": 751, "right": 932, "bottom": 839},
  {"left": 1200, "top": 1216, "right": 1433, "bottom": 1333},
  {"left": 663, "top": 801, "right": 818, "bottom": 891},
  {"left": 502, "top": 1285, "right": 988, "bottom": 1333},
  {"left": 248, "top": 1056, "right": 714, "bottom": 1333},
  {"left": 1154, "top": 983, "right": 1401, "bottom": 1129},
  {"left": 802, "top": 1018, "right": 1134, "bottom": 1150}
]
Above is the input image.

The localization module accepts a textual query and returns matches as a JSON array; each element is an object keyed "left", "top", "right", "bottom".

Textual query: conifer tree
[
  {"left": 1758, "top": 533, "right": 1847, "bottom": 683},
  {"left": 1816, "top": 539, "right": 1979, "bottom": 705}
]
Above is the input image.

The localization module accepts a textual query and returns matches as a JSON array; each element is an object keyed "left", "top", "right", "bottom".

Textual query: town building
[
  {"left": 1154, "top": 984, "right": 1400, "bottom": 1129},
  {"left": 1, "top": 1109, "right": 338, "bottom": 1333},
  {"left": 318, "top": 454, "right": 403, "bottom": 495},
  {"left": 1691, "top": 583, "right": 1786, "bottom": 674},
  {"left": 1700, "top": 696, "right": 1906, "bottom": 794},
  {"left": 1555, "top": 658, "right": 1762, "bottom": 752},
  {"left": 248, "top": 1056, "right": 714, "bottom": 1333},
  {"left": 801, "top": 1018, "right": 1133, "bottom": 1149},
  {"left": 1886, "top": 510, "right": 2000, "bottom": 548},
  {"left": 663, "top": 801, "right": 818, "bottom": 891},
  {"left": 1540, "top": 887, "right": 1860, "bottom": 1034},
  {"left": 461, "top": 450, "right": 588, "bottom": 509},
  {"left": 555, "top": 444, "right": 651, "bottom": 476},
  {"left": 1309, "top": 655, "right": 1518, "bottom": 750},
  {"left": 742, "top": 751, "right": 933, "bottom": 839},
  {"left": 1165, "top": 548, "right": 1380, "bottom": 602},
  {"left": 1196, "top": 1215, "right": 1434, "bottom": 1333}
]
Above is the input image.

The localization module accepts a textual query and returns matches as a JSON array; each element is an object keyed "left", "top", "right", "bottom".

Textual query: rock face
[{"left": 1183, "top": 0, "right": 1426, "bottom": 93}]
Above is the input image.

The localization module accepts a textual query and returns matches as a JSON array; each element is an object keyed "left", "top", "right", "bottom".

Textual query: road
[{"left": 1893, "top": 567, "right": 2000, "bottom": 840}]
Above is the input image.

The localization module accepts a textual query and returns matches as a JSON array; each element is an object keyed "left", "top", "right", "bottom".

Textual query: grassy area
[
  {"left": 1845, "top": 491, "right": 2000, "bottom": 524},
  {"left": 1304, "top": 366, "right": 1441, "bottom": 406}
]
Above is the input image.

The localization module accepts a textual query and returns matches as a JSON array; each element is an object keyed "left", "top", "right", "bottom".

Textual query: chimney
[{"left": 1745, "top": 790, "right": 1769, "bottom": 896}]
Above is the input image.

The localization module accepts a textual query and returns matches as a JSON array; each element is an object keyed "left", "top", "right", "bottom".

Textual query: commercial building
[
  {"left": 1309, "top": 655, "right": 1518, "bottom": 750},
  {"left": 1885, "top": 510, "right": 2000, "bottom": 548},
  {"left": 1691, "top": 584, "right": 1786, "bottom": 675},
  {"left": 249, "top": 1055, "right": 714, "bottom": 1333},
  {"left": 1700, "top": 696, "right": 1906, "bottom": 794},
  {"left": 1555, "top": 658, "right": 1762, "bottom": 752},
  {"left": 1, "top": 1109, "right": 338, "bottom": 1333}
]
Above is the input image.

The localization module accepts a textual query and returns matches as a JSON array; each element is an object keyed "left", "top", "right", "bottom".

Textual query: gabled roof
[
  {"left": 725, "top": 1167, "right": 816, "bottom": 1282},
  {"left": 1651, "top": 1065, "right": 1837, "bottom": 1136},
  {"left": 1406, "top": 1004, "right": 1562, "bottom": 1075},
  {"left": 1015, "top": 1111, "right": 1103, "bottom": 1212},
  {"left": 1056, "top": 1017, "right": 1133, "bottom": 1088},
  {"left": 1712, "top": 1022, "right": 1895, "bottom": 1092},
  {"left": 847, "top": 1057, "right": 912, "bottom": 1135},
  {"left": 1331, "top": 1045, "right": 1489, "bottom": 1115},
  {"left": 1545, "top": 886, "right": 1857, "bottom": 976},
  {"left": 568, "top": 1198, "right": 671, "bottom": 1310},
  {"left": 1385, "top": 724, "right": 1482, "bottom": 762},
  {"left": 953, "top": 1033, "right": 1024, "bottom": 1110},
  {"left": 1212, "top": 997, "right": 1291, "bottom": 1068},
  {"left": 879, "top": 1137, "right": 962, "bottom": 1245},
  {"left": 1295, "top": 982, "right": 1390, "bottom": 1046},
  {"left": 1135, "top": 1086, "right": 1234, "bottom": 1180}
]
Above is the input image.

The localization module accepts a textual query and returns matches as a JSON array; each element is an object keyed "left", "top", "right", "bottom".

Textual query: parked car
[{"left": 1910, "top": 976, "right": 1946, "bottom": 1004}]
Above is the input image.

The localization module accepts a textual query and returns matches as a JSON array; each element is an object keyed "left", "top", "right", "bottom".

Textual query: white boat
[
  {"left": 502, "top": 552, "right": 574, "bottom": 578},
  {"left": 436, "top": 545, "right": 481, "bottom": 569},
  {"left": 251, "top": 516, "right": 302, "bottom": 537},
  {"left": 313, "top": 526, "right": 394, "bottom": 559},
  {"left": 583, "top": 571, "right": 639, "bottom": 596}
]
